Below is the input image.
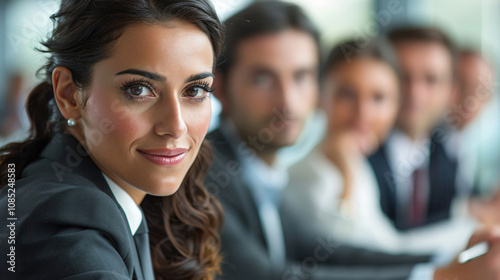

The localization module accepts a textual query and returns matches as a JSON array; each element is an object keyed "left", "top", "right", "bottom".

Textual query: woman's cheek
[
  {"left": 330, "top": 105, "right": 353, "bottom": 131},
  {"left": 109, "top": 113, "right": 147, "bottom": 141},
  {"left": 185, "top": 103, "right": 211, "bottom": 142},
  {"left": 100, "top": 98, "right": 146, "bottom": 138},
  {"left": 85, "top": 100, "right": 148, "bottom": 150}
]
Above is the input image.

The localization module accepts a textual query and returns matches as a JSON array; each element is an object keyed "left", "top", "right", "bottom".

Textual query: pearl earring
[{"left": 67, "top": 118, "right": 77, "bottom": 127}]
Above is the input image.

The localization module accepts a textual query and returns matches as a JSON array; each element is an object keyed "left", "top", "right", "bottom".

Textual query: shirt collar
[
  {"left": 387, "top": 129, "right": 431, "bottom": 171},
  {"left": 102, "top": 173, "right": 143, "bottom": 235}
]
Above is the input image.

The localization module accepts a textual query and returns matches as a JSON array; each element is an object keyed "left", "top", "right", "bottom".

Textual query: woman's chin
[
  {"left": 141, "top": 182, "right": 183, "bottom": 197},
  {"left": 155, "top": 188, "right": 181, "bottom": 197}
]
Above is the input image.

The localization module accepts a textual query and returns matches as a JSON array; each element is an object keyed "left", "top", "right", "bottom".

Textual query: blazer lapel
[
  {"left": 207, "top": 129, "right": 268, "bottom": 248},
  {"left": 40, "top": 133, "right": 146, "bottom": 279},
  {"left": 428, "top": 137, "right": 457, "bottom": 223},
  {"left": 130, "top": 243, "right": 145, "bottom": 280}
]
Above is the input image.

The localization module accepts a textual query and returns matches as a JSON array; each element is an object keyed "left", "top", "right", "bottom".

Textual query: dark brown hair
[
  {"left": 321, "top": 37, "right": 401, "bottom": 84},
  {"left": 0, "top": 0, "right": 224, "bottom": 279},
  {"left": 388, "top": 26, "right": 457, "bottom": 77},
  {"left": 217, "top": 1, "right": 320, "bottom": 77}
]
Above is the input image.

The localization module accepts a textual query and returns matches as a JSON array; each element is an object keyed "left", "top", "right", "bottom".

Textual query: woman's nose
[{"left": 153, "top": 99, "right": 188, "bottom": 139}]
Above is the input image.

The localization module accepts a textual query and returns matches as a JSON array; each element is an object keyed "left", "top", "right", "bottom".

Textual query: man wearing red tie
[{"left": 369, "top": 27, "right": 459, "bottom": 230}]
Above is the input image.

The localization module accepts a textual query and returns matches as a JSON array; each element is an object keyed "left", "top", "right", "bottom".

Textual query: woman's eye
[
  {"left": 187, "top": 86, "right": 207, "bottom": 98},
  {"left": 184, "top": 83, "right": 213, "bottom": 103},
  {"left": 337, "top": 87, "right": 356, "bottom": 101},
  {"left": 120, "top": 79, "right": 156, "bottom": 100},
  {"left": 127, "top": 85, "right": 151, "bottom": 96}
]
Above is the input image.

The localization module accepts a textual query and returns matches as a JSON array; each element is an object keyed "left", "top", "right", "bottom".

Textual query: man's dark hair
[
  {"left": 217, "top": 1, "right": 320, "bottom": 76},
  {"left": 388, "top": 26, "right": 457, "bottom": 76}
]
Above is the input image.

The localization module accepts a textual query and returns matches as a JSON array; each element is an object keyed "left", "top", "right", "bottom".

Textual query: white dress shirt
[
  {"left": 284, "top": 138, "right": 477, "bottom": 280},
  {"left": 102, "top": 173, "right": 142, "bottom": 235},
  {"left": 285, "top": 146, "right": 475, "bottom": 255}
]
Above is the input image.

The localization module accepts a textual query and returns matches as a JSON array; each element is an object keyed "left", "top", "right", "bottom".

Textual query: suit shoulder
[
  {"left": 28, "top": 184, "right": 125, "bottom": 231},
  {"left": 3, "top": 186, "right": 133, "bottom": 279},
  {"left": 1, "top": 173, "right": 128, "bottom": 241}
]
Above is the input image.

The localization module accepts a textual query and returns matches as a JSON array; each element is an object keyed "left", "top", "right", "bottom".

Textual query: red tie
[{"left": 409, "top": 168, "right": 427, "bottom": 227}]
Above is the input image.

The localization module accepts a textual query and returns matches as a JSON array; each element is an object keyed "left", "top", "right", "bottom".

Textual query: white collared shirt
[{"left": 102, "top": 173, "right": 142, "bottom": 235}]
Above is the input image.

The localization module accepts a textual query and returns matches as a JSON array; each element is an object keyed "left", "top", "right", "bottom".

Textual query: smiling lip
[{"left": 137, "top": 148, "right": 188, "bottom": 166}]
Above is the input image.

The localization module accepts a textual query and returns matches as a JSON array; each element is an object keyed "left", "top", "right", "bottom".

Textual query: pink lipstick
[{"left": 137, "top": 148, "right": 188, "bottom": 166}]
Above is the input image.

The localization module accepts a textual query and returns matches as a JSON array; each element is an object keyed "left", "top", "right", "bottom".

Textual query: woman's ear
[{"left": 52, "top": 66, "right": 82, "bottom": 120}]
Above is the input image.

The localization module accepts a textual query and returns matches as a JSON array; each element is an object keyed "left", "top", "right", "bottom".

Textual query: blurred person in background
[
  {"left": 453, "top": 49, "right": 495, "bottom": 132},
  {"left": 369, "top": 27, "right": 460, "bottom": 231},
  {"left": 286, "top": 38, "right": 402, "bottom": 250},
  {"left": 0, "top": 73, "right": 29, "bottom": 146},
  {"left": 451, "top": 49, "right": 500, "bottom": 227},
  {"left": 205, "top": 2, "right": 500, "bottom": 280},
  {"left": 445, "top": 49, "right": 496, "bottom": 197},
  {"left": 284, "top": 38, "right": 475, "bottom": 255}
]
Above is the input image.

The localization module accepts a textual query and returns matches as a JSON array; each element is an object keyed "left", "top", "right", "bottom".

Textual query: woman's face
[
  {"left": 75, "top": 22, "right": 214, "bottom": 201},
  {"left": 322, "top": 57, "right": 400, "bottom": 155}
]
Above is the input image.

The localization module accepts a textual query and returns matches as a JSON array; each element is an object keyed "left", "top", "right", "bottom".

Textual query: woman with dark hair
[{"left": 0, "top": 0, "right": 223, "bottom": 279}]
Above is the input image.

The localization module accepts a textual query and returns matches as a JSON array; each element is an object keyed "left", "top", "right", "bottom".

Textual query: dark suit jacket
[
  {"left": 205, "top": 128, "right": 431, "bottom": 280},
  {"left": 368, "top": 132, "right": 458, "bottom": 231},
  {"left": 0, "top": 134, "right": 148, "bottom": 280}
]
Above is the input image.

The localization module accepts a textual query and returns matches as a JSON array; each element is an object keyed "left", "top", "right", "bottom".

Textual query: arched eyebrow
[
  {"left": 115, "top": 69, "right": 214, "bottom": 83},
  {"left": 116, "top": 69, "right": 166, "bottom": 82},
  {"left": 185, "top": 72, "right": 214, "bottom": 83}
]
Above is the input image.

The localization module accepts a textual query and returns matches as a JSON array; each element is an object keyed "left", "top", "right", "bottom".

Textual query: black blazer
[
  {"left": 0, "top": 134, "right": 148, "bottom": 280},
  {"left": 368, "top": 133, "right": 458, "bottom": 231},
  {"left": 206, "top": 127, "right": 431, "bottom": 280}
]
